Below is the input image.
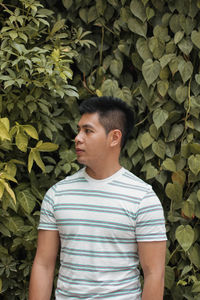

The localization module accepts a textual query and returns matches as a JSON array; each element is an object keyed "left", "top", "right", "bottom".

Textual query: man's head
[{"left": 79, "top": 96, "right": 134, "bottom": 148}]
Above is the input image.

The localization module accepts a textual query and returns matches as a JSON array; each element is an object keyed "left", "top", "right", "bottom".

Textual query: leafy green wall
[{"left": 1, "top": 0, "right": 200, "bottom": 299}]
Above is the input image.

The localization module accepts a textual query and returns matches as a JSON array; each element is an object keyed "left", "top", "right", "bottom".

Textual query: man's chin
[{"left": 76, "top": 157, "right": 86, "bottom": 165}]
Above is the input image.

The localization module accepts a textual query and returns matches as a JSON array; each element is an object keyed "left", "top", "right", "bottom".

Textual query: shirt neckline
[{"left": 83, "top": 167, "right": 124, "bottom": 184}]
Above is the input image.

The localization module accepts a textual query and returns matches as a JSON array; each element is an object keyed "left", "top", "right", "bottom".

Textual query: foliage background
[{"left": 1, "top": 0, "right": 200, "bottom": 299}]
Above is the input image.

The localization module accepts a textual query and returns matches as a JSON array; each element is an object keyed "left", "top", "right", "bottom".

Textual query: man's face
[{"left": 75, "top": 112, "right": 110, "bottom": 167}]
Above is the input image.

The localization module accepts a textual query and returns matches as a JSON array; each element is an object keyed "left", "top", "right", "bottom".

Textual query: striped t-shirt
[{"left": 38, "top": 167, "right": 167, "bottom": 299}]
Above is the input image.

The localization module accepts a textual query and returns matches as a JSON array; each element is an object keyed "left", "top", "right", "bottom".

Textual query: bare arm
[
  {"left": 138, "top": 241, "right": 166, "bottom": 300},
  {"left": 29, "top": 230, "right": 60, "bottom": 300}
]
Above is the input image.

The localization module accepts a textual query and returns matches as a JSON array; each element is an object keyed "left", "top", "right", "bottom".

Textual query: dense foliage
[{"left": 1, "top": 0, "right": 200, "bottom": 299}]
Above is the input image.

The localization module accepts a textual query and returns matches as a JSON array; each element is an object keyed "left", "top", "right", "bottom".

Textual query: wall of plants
[{"left": 1, "top": 0, "right": 200, "bottom": 299}]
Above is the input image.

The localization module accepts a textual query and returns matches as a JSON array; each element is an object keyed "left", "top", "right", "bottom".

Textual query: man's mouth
[{"left": 76, "top": 148, "right": 84, "bottom": 154}]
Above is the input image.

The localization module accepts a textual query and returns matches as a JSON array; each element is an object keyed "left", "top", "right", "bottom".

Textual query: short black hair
[{"left": 79, "top": 96, "right": 134, "bottom": 148}]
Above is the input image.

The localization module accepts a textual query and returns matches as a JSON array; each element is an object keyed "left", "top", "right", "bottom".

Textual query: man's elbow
[{"left": 143, "top": 266, "right": 165, "bottom": 282}]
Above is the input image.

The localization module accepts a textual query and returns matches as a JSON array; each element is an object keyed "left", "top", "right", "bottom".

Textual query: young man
[{"left": 29, "top": 96, "right": 167, "bottom": 300}]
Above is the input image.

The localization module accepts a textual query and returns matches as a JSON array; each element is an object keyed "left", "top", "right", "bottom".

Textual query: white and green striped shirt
[{"left": 39, "top": 167, "right": 167, "bottom": 299}]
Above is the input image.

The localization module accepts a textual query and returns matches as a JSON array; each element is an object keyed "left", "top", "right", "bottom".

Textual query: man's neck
[{"left": 85, "top": 163, "right": 122, "bottom": 180}]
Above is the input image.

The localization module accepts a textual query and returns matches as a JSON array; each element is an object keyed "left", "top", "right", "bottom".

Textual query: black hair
[{"left": 79, "top": 96, "right": 134, "bottom": 148}]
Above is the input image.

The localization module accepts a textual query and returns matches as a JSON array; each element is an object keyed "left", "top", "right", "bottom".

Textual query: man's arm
[
  {"left": 29, "top": 229, "right": 60, "bottom": 300},
  {"left": 138, "top": 241, "right": 166, "bottom": 300}
]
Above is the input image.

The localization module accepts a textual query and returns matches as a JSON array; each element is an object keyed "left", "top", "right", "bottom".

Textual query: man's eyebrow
[{"left": 77, "top": 124, "right": 95, "bottom": 129}]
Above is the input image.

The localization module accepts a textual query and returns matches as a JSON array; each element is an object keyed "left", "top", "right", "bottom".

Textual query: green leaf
[
  {"left": 5, "top": 216, "right": 24, "bottom": 234},
  {"left": 15, "top": 132, "right": 28, "bottom": 152},
  {"left": 153, "top": 25, "right": 169, "bottom": 42},
  {"left": 146, "top": 7, "right": 155, "bottom": 21},
  {"left": 12, "top": 42, "right": 27, "bottom": 55},
  {"left": 169, "top": 56, "right": 182, "bottom": 76},
  {"left": 155, "top": 171, "right": 167, "bottom": 187},
  {"left": 197, "top": 190, "right": 200, "bottom": 202},
  {"left": 188, "top": 154, "right": 200, "bottom": 176},
  {"left": 108, "top": 0, "right": 120, "bottom": 8},
  {"left": 62, "top": 0, "right": 73, "bottom": 9},
  {"left": 192, "top": 281, "right": 200, "bottom": 293},
  {"left": 178, "top": 60, "right": 193, "bottom": 84},
  {"left": 79, "top": 8, "right": 88, "bottom": 23},
  {"left": 178, "top": 38, "right": 193, "bottom": 56},
  {"left": 159, "top": 54, "right": 176, "bottom": 69},
  {"left": 172, "top": 170, "right": 186, "bottom": 186},
  {"left": 141, "top": 132, "right": 154, "bottom": 149},
  {"left": 157, "top": 80, "right": 169, "bottom": 97},
  {"left": 0, "top": 172, "right": 17, "bottom": 183},
  {"left": 101, "top": 79, "right": 120, "bottom": 97},
  {"left": 136, "top": 38, "right": 152, "bottom": 61},
  {"left": 191, "top": 30, "right": 200, "bottom": 49},
  {"left": 118, "top": 41, "right": 131, "bottom": 57},
  {"left": 0, "top": 182, "right": 4, "bottom": 198},
  {"left": 9, "top": 30, "right": 18, "bottom": 40},
  {"left": 130, "top": 0, "right": 146, "bottom": 22},
  {"left": 169, "top": 14, "right": 182, "bottom": 34},
  {"left": 78, "top": 51, "right": 94, "bottom": 75},
  {"left": 182, "top": 199, "right": 195, "bottom": 219},
  {"left": 144, "top": 147, "right": 154, "bottom": 162},
  {"left": 146, "top": 163, "right": 158, "bottom": 180},
  {"left": 188, "top": 243, "right": 200, "bottom": 268},
  {"left": 142, "top": 59, "right": 161, "bottom": 87},
  {"left": 27, "top": 102, "right": 37, "bottom": 114},
  {"left": 96, "top": 0, "right": 107, "bottom": 16},
  {"left": 174, "top": 31, "right": 184, "bottom": 44},
  {"left": 17, "top": 189, "right": 36, "bottom": 214},
  {"left": 0, "top": 120, "right": 11, "bottom": 141},
  {"left": 120, "top": 156, "right": 132, "bottom": 171},
  {"left": 88, "top": 6, "right": 98, "bottom": 23},
  {"left": 175, "top": 85, "right": 188, "bottom": 104},
  {"left": 60, "top": 163, "right": 71, "bottom": 174},
  {"left": 152, "top": 140, "right": 166, "bottom": 159},
  {"left": 180, "top": 15, "right": 195, "bottom": 35},
  {"left": 126, "top": 139, "right": 138, "bottom": 157},
  {"left": 110, "top": 59, "right": 123, "bottom": 78},
  {"left": 128, "top": 17, "right": 147, "bottom": 38},
  {"left": 50, "top": 19, "right": 65, "bottom": 36},
  {"left": 168, "top": 124, "right": 184, "bottom": 142},
  {"left": 175, "top": 225, "right": 194, "bottom": 252},
  {"left": 132, "top": 151, "right": 143, "bottom": 166},
  {"left": 165, "top": 266, "right": 175, "bottom": 289},
  {"left": 0, "top": 117, "right": 10, "bottom": 131},
  {"left": 153, "top": 108, "right": 169, "bottom": 129},
  {"left": 160, "top": 66, "right": 170, "bottom": 80},
  {"left": 36, "top": 142, "right": 59, "bottom": 152},
  {"left": 32, "top": 150, "right": 45, "bottom": 172},
  {"left": 148, "top": 37, "right": 165, "bottom": 59},
  {"left": 180, "top": 265, "right": 193, "bottom": 278},
  {"left": 165, "top": 182, "right": 182, "bottom": 203},
  {"left": 28, "top": 151, "right": 34, "bottom": 173},
  {"left": 0, "top": 180, "right": 16, "bottom": 203},
  {"left": 0, "top": 223, "right": 10, "bottom": 237},
  {"left": 0, "top": 245, "right": 8, "bottom": 255},
  {"left": 23, "top": 125, "right": 39, "bottom": 140},
  {"left": 118, "top": 87, "right": 132, "bottom": 105},
  {"left": 149, "top": 124, "right": 160, "bottom": 140},
  {"left": 131, "top": 52, "right": 143, "bottom": 70},
  {"left": 162, "top": 158, "right": 176, "bottom": 172}
]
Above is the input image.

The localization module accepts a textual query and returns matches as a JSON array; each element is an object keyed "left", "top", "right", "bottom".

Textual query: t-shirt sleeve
[
  {"left": 135, "top": 187, "right": 167, "bottom": 242},
  {"left": 38, "top": 186, "right": 58, "bottom": 231}
]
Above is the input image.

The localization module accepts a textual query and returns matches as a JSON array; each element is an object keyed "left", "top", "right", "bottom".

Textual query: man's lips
[{"left": 75, "top": 148, "right": 84, "bottom": 154}]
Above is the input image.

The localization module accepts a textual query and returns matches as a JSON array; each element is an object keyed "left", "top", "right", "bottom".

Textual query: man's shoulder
[
  {"left": 120, "top": 168, "right": 151, "bottom": 190},
  {"left": 53, "top": 168, "right": 86, "bottom": 190}
]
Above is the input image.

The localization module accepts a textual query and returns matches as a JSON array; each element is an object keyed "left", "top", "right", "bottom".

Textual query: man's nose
[{"left": 75, "top": 131, "right": 83, "bottom": 144}]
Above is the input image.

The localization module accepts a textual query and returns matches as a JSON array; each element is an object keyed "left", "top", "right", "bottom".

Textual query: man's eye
[{"left": 85, "top": 129, "right": 92, "bottom": 133}]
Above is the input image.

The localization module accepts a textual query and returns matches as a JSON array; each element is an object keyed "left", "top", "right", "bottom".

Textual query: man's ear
[{"left": 110, "top": 129, "right": 122, "bottom": 147}]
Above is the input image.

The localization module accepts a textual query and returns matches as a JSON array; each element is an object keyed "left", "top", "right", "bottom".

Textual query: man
[{"left": 29, "top": 96, "right": 167, "bottom": 300}]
